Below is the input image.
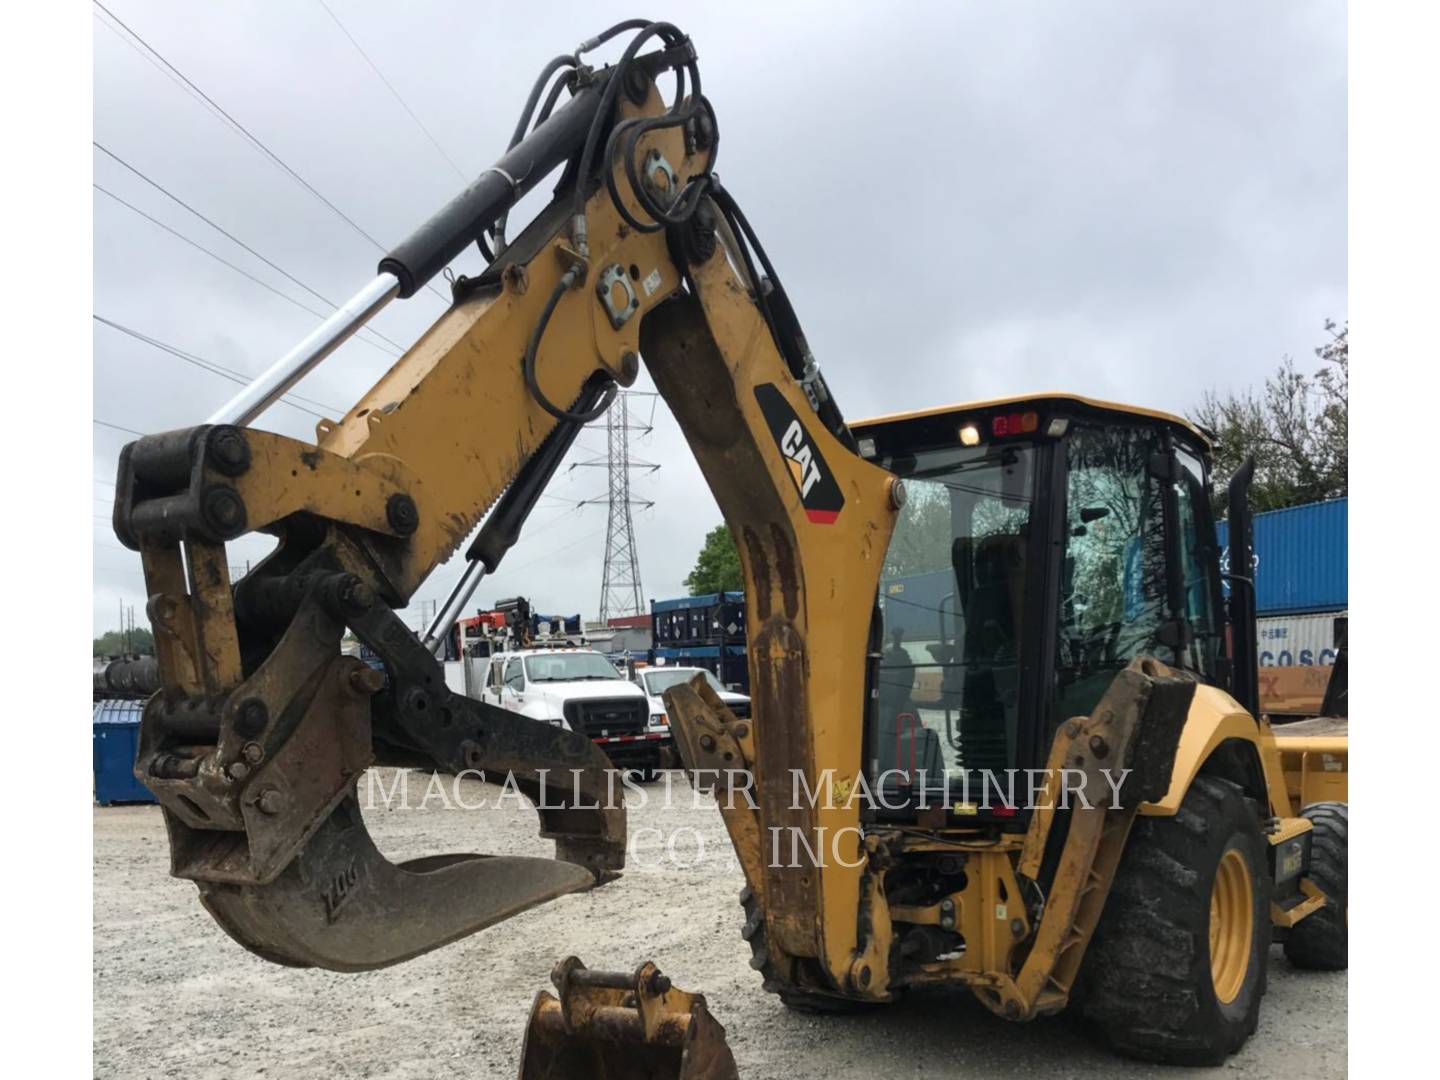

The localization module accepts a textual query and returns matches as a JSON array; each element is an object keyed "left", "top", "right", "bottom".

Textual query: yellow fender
[{"left": 1139, "top": 685, "right": 1293, "bottom": 819}]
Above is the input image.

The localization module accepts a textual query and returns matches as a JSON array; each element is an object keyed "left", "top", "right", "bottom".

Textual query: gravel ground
[{"left": 94, "top": 769, "right": 1345, "bottom": 1078}]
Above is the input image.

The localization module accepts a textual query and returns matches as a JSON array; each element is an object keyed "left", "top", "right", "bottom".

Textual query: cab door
[
  {"left": 485, "top": 658, "right": 507, "bottom": 706},
  {"left": 500, "top": 657, "right": 527, "bottom": 710}
]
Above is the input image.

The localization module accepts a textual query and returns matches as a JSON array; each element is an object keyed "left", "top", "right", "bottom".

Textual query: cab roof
[{"left": 852, "top": 392, "right": 1210, "bottom": 447}]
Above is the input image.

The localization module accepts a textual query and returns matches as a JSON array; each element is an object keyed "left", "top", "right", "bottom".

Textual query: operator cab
[{"left": 852, "top": 394, "right": 1225, "bottom": 823}]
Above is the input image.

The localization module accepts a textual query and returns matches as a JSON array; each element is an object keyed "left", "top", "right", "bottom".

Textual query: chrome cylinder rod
[
  {"left": 207, "top": 271, "right": 402, "bottom": 427},
  {"left": 421, "top": 558, "right": 489, "bottom": 655}
]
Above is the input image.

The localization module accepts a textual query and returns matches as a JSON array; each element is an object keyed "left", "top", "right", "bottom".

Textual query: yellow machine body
[{"left": 111, "top": 21, "right": 1346, "bottom": 1068}]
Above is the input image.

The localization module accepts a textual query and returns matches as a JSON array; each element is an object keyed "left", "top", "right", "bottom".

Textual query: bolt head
[
  {"left": 386, "top": 493, "right": 419, "bottom": 536},
  {"left": 348, "top": 666, "right": 385, "bottom": 695},
  {"left": 201, "top": 486, "right": 246, "bottom": 538},
  {"left": 256, "top": 788, "right": 284, "bottom": 815},
  {"left": 206, "top": 426, "right": 250, "bottom": 476},
  {"left": 619, "top": 350, "right": 640, "bottom": 383},
  {"left": 235, "top": 699, "right": 268, "bottom": 737},
  {"left": 241, "top": 741, "right": 265, "bottom": 765}
]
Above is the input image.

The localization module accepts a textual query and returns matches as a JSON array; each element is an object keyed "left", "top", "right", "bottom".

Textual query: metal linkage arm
[{"left": 113, "top": 19, "right": 900, "bottom": 983}]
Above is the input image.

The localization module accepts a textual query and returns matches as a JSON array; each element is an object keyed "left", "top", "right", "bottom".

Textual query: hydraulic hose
[{"left": 522, "top": 265, "right": 618, "bottom": 423}]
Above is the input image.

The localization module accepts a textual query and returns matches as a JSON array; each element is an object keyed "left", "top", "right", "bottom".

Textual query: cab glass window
[
  {"left": 1173, "top": 445, "right": 1223, "bottom": 680},
  {"left": 1055, "top": 424, "right": 1168, "bottom": 722},
  {"left": 504, "top": 658, "right": 524, "bottom": 689},
  {"left": 875, "top": 440, "right": 1037, "bottom": 783},
  {"left": 524, "top": 653, "right": 621, "bottom": 682}
]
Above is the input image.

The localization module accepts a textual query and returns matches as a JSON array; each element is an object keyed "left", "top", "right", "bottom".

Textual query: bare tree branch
[{"left": 1187, "top": 321, "right": 1347, "bottom": 513}]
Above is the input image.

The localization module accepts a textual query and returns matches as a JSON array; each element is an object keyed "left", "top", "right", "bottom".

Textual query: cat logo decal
[{"left": 754, "top": 384, "right": 845, "bottom": 524}]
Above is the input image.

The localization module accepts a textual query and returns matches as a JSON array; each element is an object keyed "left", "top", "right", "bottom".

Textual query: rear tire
[
  {"left": 1078, "top": 775, "right": 1270, "bottom": 1065},
  {"left": 1283, "top": 802, "right": 1347, "bottom": 970}
]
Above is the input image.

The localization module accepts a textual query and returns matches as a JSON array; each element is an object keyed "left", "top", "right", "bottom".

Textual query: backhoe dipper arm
[{"left": 112, "top": 20, "right": 900, "bottom": 975}]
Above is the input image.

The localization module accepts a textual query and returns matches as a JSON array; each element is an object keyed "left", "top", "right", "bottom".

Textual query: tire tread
[
  {"left": 1078, "top": 775, "right": 1269, "bottom": 1064},
  {"left": 1283, "top": 802, "right": 1347, "bottom": 970}
]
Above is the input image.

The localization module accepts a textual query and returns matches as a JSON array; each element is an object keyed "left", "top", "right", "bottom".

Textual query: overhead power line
[
  {"left": 93, "top": 141, "right": 408, "bottom": 354},
  {"left": 94, "top": 418, "right": 145, "bottom": 436},
  {"left": 316, "top": 0, "right": 468, "bottom": 183},
  {"left": 95, "top": 184, "right": 399, "bottom": 360},
  {"left": 93, "top": 0, "right": 384, "bottom": 250},
  {"left": 94, "top": 315, "right": 343, "bottom": 419},
  {"left": 92, "top": 0, "right": 448, "bottom": 303}
]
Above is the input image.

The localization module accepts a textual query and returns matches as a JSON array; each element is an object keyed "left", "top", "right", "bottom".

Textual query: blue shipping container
[
  {"left": 650, "top": 591, "right": 744, "bottom": 614},
  {"left": 93, "top": 699, "right": 157, "bottom": 806},
  {"left": 1217, "top": 497, "right": 1347, "bottom": 615}
]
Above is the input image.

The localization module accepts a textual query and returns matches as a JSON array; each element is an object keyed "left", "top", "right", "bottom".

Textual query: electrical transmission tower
[{"left": 570, "top": 391, "right": 659, "bottom": 621}]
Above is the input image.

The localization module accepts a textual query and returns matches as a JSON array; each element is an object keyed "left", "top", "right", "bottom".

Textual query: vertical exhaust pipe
[{"left": 1225, "top": 457, "right": 1259, "bottom": 717}]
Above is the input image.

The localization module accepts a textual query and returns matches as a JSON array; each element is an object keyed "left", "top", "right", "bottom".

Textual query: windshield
[
  {"left": 643, "top": 668, "right": 725, "bottom": 696},
  {"left": 874, "top": 441, "right": 1036, "bottom": 786},
  {"left": 523, "top": 653, "right": 621, "bottom": 682}
]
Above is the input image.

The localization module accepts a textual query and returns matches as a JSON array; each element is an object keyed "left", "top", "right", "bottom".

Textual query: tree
[
  {"left": 93, "top": 627, "right": 154, "bottom": 657},
  {"left": 1189, "top": 320, "right": 1347, "bottom": 514},
  {"left": 882, "top": 482, "right": 952, "bottom": 578},
  {"left": 685, "top": 524, "right": 743, "bottom": 594}
]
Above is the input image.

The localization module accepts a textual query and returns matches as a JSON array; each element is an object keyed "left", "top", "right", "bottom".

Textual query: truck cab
[{"left": 483, "top": 647, "right": 669, "bottom": 775}]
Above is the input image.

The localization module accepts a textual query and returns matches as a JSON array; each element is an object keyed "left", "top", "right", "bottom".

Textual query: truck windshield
[
  {"left": 874, "top": 441, "right": 1036, "bottom": 787},
  {"left": 523, "top": 653, "right": 621, "bottom": 682},
  {"left": 643, "top": 668, "right": 725, "bottom": 695}
]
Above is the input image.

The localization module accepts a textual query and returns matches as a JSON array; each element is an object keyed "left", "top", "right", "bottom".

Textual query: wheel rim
[{"left": 1209, "top": 848, "right": 1254, "bottom": 1004}]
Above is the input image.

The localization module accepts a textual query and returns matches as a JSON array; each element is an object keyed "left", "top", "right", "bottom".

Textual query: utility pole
[{"left": 570, "top": 390, "right": 659, "bottom": 621}]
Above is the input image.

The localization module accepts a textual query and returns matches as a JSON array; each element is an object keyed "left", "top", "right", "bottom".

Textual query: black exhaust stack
[{"left": 1225, "top": 458, "right": 1260, "bottom": 717}]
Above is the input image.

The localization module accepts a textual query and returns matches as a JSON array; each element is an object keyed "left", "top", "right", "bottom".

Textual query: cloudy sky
[{"left": 92, "top": 0, "right": 1346, "bottom": 638}]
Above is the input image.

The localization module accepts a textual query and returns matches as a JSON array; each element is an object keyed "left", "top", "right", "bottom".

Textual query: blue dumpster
[{"left": 93, "top": 699, "right": 156, "bottom": 806}]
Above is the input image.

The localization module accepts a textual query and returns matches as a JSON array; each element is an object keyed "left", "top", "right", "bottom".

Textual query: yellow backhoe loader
[{"left": 110, "top": 17, "right": 1347, "bottom": 1071}]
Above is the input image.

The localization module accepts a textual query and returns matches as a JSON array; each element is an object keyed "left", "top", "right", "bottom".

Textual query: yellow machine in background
[{"left": 111, "top": 17, "right": 1347, "bottom": 1070}]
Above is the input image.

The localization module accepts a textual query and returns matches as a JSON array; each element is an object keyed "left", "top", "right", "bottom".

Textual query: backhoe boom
[{"left": 113, "top": 19, "right": 898, "bottom": 975}]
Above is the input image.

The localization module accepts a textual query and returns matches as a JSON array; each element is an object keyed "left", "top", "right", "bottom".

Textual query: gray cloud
[{"left": 92, "top": 0, "right": 1345, "bottom": 636}]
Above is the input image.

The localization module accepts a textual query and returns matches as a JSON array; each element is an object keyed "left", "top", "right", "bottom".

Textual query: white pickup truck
[
  {"left": 481, "top": 647, "right": 671, "bottom": 776},
  {"left": 634, "top": 665, "right": 751, "bottom": 723}
]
